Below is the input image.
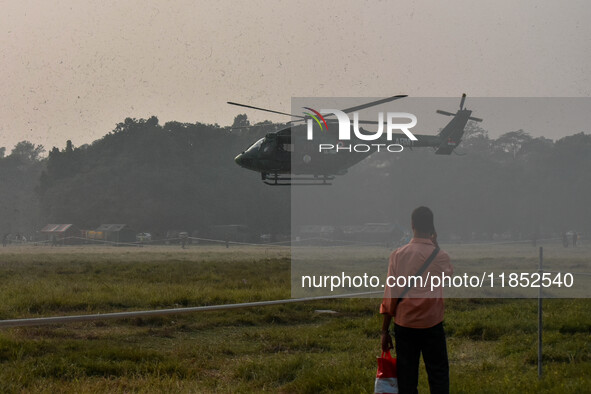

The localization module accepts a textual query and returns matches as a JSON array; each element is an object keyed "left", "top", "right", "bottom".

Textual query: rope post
[{"left": 538, "top": 246, "right": 543, "bottom": 379}]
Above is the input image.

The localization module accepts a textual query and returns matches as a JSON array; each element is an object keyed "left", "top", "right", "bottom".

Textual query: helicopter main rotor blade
[
  {"left": 227, "top": 102, "right": 306, "bottom": 119},
  {"left": 339, "top": 95, "right": 407, "bottom": 114},
  {"left": 288, "top": 119, "right": 382, "bottom": 125},
  {"left": 230, "top": 94, "right": 406, "bottom": 121},
  {"left": 229, "top": 123, "right": 287, "bottom": 131}
]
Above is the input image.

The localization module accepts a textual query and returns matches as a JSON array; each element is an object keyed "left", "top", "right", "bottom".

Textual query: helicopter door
[{"left": 276, "top": 134, "right": 292, "bottom": 161}]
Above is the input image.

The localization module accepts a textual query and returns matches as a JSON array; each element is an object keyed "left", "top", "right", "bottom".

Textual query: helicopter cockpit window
[
  {"left": 245, "top": 138, "right": 264, "bottom": 153},
  {"left": 262, "top": 141, "right": 274, "bottom": 153}
]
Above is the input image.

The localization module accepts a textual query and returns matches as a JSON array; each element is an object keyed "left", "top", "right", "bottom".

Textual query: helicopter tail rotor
[
  {"left": 436, "top": 110, "right": 456, "bottom": 117},
  {"left": 459, "top": 93, "right": 466, "bottom": 110},
  {"left": 435, "top": 94, "right": 482, "bottom": 122},
  {"left": 434, "top": 94, "right": 482, "bottom": 155}
]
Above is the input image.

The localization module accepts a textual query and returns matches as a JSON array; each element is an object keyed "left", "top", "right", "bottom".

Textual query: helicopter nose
[{"left": 235, "top": 152, "right": 250, "bottom": 168}]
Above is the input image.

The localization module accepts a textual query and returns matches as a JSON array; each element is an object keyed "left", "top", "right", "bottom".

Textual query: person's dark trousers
[{"left": 394, "top": 322, "right": 449, "bottom": 394}]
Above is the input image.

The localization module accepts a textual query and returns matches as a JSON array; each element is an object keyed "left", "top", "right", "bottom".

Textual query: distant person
[
  {"left": 573, "top": 232, "right": 578, "bottom": 247},
  {"left": 563, "top": 232, "right": 569, "bottom": 248},
  {"left": 2, "top": 233, "right": 8, "bottom": 247},
  {"left": 380, "top": 206, "right": 453, "bottom": 394}
]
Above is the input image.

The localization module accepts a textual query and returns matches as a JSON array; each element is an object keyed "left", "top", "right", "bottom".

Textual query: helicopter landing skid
[{"left": 262, "top": 173, "right": 334, "bottom": 186}]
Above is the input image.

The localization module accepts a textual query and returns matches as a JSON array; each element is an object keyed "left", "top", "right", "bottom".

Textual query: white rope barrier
[
  {"left": 0, "top": 235, "right": 574, "bottom": 248},
  {"left": 0, "top": 291, "right": 383, "bottom": 328}
]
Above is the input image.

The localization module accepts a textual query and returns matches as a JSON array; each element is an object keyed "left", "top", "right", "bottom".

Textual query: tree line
[{"left": 0, "top": 116, "right": 589, "bottom": 241}]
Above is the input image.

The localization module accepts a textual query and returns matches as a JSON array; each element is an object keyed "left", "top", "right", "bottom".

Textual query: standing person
[
  {"left": 573, "top": 231, "right": 578, "bottom": 247},
  {"left": 380, "top": 206, "right": 454, "bottom": 394}
]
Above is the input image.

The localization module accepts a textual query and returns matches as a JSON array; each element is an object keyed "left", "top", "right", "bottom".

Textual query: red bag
[{"left": 374, "top": 351, "right": 398, "bottom": 394}]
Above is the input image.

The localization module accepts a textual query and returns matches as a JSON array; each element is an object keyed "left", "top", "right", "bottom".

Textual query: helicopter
[{"left": 230, "top": 94, "right": 481, "bottom": 185}]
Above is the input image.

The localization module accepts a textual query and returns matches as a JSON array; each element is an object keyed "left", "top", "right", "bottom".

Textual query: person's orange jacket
[{"left": 380, "top": 238, "right": 453, "bottom": 328}]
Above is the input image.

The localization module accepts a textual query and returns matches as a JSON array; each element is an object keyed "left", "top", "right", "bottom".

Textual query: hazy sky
[{"left": 1, "top": 0, "right": 590, "bottom": 152}]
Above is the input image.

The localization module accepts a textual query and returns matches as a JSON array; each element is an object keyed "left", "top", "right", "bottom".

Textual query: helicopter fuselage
[
  {"left": 234, "top": 123, "right": 445, "bottom": 177},
  {"left": 231, "top": 95, "right": 478, "bottom": 184}
]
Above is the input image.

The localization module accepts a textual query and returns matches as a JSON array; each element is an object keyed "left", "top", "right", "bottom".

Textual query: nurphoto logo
[{"left": 304, "top": 107, "right": 418, "bottom": 153}]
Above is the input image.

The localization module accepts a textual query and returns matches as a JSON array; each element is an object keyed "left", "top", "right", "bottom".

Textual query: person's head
[{"left": 411, "top": 206, "right": 435, "bottom": 236}]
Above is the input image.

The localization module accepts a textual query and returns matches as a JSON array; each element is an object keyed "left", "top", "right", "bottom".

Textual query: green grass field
[{"left": 0, "top": 244, "right": 589, "bottom": 393}]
